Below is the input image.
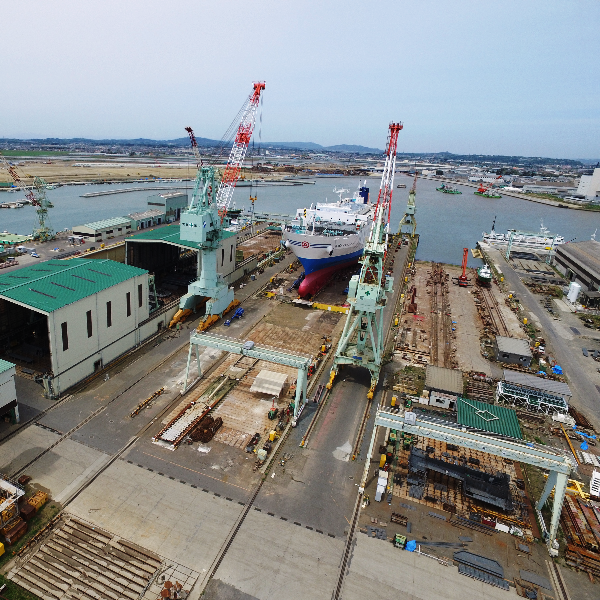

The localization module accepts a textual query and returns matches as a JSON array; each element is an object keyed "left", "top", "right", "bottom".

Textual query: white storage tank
[{"left": 567, "top": 282, "right": 581, "bottom": 303}]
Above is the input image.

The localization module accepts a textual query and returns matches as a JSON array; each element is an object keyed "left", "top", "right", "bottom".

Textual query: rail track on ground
[{"left": 479, "top": 284, "right": 510, "bottom": 337}]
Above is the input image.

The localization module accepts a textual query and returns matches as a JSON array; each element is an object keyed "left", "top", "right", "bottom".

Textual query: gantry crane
[
  {"left": 398, "top": 170, "right": 417, "bottom": 237},
  {"left": 176, "top": 82, "right": 265, "bottom": 327},
  {"left": 0, "top": 152, "right": 54, "bottom": 241},
  {"left": 327, "top": 122, "right": 403, "bottom": 399}
]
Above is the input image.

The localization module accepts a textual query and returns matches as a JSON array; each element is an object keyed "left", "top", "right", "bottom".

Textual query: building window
[
  {"left": 107, "top": 301, "right": 112, "bottom": 327},
  {"left": 61, "top": 322, "right": 69, "bottom": 351},
  {"left": 230, "top": 244, "right": 233, "bottom": 262},
  {"left": 222, "top": 248, "right": 225, "bottom": 267},
  {"left": 138, "top": 284, "right": 143, "bottom": 307},
  {"left": 126, "top": 292, "right": 131, "bottom": 317},
  {"left": 86, "top": 310, "right": 93, "bottom": 338}
]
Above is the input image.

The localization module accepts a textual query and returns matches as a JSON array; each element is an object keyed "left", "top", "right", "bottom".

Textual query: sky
[{"left": 1, "top": 0, "right": 599, "bottom": 158}]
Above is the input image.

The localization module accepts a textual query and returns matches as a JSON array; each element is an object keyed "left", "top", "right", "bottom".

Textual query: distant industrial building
[
  {"left": 72, "top": 217, "right": 133, "bottom": 242},
  {"left": 554, "top": 241, "right": 600, "bottom": 303},
  {"left": 0, "top": 259, "right": 177, "bottom": 397},
  {"left": 0, "top": 359, "right": 18, "bottom": 423},
  {"left": 147, "top": 192, "right": 188, "bottom": 222},
  {"left": 577, "top": 168, "right": 600, "bottom": 202},
  {"left": 127, "top": 209, "right": 165, "bottom": 230},
  {"left": 493, "top": 336, "right": 532, "bottom": 367}
]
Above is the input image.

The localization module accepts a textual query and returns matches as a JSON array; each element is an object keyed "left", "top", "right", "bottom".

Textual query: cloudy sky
[{"left": 2, "top": 0, "right": 598, "bottom": 158}]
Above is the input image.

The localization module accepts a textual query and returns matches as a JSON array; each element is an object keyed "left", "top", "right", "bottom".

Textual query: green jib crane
[
  {"left": 327, "top": 122, "right": 403, "bottom": 399},
  {"left": 0, "top": 152, "right": 54, "bottom": 241}
]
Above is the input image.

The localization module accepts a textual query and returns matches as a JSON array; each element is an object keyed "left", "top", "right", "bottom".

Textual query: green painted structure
[{"left": 456, "top": 396, "right": 522, "bottom": 439}]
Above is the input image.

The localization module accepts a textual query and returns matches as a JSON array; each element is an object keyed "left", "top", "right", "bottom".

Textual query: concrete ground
[
  {"left": 343, "top": 534, "right": 520, "bottom": 600},
  {"left": 445, "top": 266, "right": 492, "bottom": 375}
]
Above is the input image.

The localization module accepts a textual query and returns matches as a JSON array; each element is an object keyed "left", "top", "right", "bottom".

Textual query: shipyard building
[{"left": 0, "top": 259, "right": 177, "bottom": 397}]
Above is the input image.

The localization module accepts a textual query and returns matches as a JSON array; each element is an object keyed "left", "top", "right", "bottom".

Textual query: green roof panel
[
  {"left": 0, "top": 358, "right": 15, "bottom": 374},
  {"left": 456, "top": 397, "right": 522, "bottom": 440},
  {"left": 127, "top": 225, "right": 236, "bottom": 250},
  {"left": 81, "top": 217, "right": 133, "bottom": 230},
  {"left": 0, "top": 259, "right": 147, "bottom": 313}
]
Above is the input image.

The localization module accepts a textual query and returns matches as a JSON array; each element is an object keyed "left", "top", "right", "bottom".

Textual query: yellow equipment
[
  {"left": 379, "top": 454, "right": 387, "bottom": 468},
  {"left": 391, "top": 396, "right": 397, "bottom": 407}
]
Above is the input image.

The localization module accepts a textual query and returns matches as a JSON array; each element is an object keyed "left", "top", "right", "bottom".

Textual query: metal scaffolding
[
  {"left": 361, "top": 408, "right": 573, "bottom": 555},
  {"left": 184, "top": 332, "right": 311, "bottom": 421},
  {"left": 496, "top": 381, "right": 568, "bottom": 415}
]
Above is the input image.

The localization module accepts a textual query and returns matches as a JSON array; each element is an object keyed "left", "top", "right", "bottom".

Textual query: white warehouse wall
[{"left": 47, "top": 274, "right": 149, "bottom": 392}]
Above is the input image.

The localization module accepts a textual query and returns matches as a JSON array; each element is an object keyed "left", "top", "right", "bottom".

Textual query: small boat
[
  {"left": 477, "top": 264, "right": 493, "bottom": 286},
  {"left": 475, "top": 189, "right": 502, "bottom": 198},
  {"left": 436, "top": 183, "right": 462, "bottom": 195},
  {"left": 396, "top": 184, "right": 406, "bottom": 189}
]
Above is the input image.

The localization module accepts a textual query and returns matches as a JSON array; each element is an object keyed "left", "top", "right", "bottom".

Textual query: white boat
[
  {"left": 482, "top": 219, "right": 564, "bottom": 249},
  {"left": 282, "top": 182, "right": 374, "bottom": 296}
]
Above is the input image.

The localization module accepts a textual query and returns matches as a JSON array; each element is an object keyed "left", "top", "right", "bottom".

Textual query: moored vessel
[
  {"left": 436, "top": 183, "right": 462, "bottom": 194},
  {"left": 282, "top": 182, "right": 374, "bottom": 297},
  {"left": 477, "top": 264, "right": 493, "bottom": 286}
]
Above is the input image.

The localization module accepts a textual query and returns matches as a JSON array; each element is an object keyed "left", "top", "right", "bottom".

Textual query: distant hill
[{"left": 0, "top": 138, "right": 592, "bottom": 163}]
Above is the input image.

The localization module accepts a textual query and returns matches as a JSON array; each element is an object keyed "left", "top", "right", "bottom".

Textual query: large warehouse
[
  {"left": 0, "top": 259, "right": 157, "bottom": 396},
  {"left": 554, "top": 240, "right": 600, "bottom": 291}
]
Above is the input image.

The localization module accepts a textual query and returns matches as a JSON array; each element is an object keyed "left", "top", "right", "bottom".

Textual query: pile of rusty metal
[
  {"left": 561, "top": 495, "right": 600, "bottom": 567},
  {"left": 189, "top": 415, "right": 223, "bottom": 443}
]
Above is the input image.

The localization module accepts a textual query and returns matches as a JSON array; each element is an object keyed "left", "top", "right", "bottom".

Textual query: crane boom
[
  {"left": 477, "top": 174, "right": 502, "bottom": 194},
  {"left": 215, "top": 82, "right": 265, "bottom": 221},
  {"left": 327, "top": 122, "right": 403, "bottom": 401},
  {"left": 184, "top": 126, "right": 201, "bottom": 167}
]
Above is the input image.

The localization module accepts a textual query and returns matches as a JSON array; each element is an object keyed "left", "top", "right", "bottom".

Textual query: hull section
[{"left": 298, "top": 258, "right": 360, "bottom": 297}]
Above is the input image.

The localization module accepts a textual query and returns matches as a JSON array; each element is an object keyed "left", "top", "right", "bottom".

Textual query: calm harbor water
[{"left": 2, "top": 176, "right": 599, "bottom": 268}]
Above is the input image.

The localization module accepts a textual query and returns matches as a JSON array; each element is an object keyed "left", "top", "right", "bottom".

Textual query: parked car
[
  {"left": 31, "top": 252, "right": 40, "bottom": 258},
  {"left": 582, "top": 347, "right": 589, "bottom": 357}
]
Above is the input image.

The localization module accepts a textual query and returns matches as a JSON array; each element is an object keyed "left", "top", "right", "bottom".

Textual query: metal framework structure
[
  {"left": 215, "top": 82, "right": 265, "bottom": 223},
  {"left": 0, "top": 152, "right": 54, "bottom": 241},
  {"left": 184, "top": 332, "right": 311, "bottom": 420},
  {"left": 496, "top": 381, "right": 568, "bottom": 415},
  {"left": 327, "top": 122, "right": 403, "bottom": 399},
  {"left": 178, "top": 82, "right": 265, "bottom": 318},
  {"left": 361, "top": 408, "right": 573, "bottom": 554},
  {"left": 397, "top": 171, "right": 417, "bottom": 237}
]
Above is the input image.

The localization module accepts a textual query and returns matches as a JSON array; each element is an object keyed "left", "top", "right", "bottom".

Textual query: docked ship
[
  {"left": 477, "top": 264, "right": 493, "bottom": 286},
  {"left": 481, "top": 219, "right": 565, "bottom": 249},
  {"left": 436, "top": 183, "right": 462, "bottom": 195},
  {"left": 282, "top": 183, "right": 374, "bottom": 297}
]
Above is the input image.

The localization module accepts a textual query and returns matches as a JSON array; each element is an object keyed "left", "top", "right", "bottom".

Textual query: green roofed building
[
  {"left": 0, "top": 258, "right": 153, "bottom": 397},
  {"left": 456, "top": 397, "right": 522, "bottom": 440}
]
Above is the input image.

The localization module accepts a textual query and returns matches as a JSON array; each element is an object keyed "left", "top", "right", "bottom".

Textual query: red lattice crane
[
  {"left": 476, "top": 174, "right": 502, "bottom": 195},
  {"left": 215, "top": 82, "right": 265, "bottom": 222}
]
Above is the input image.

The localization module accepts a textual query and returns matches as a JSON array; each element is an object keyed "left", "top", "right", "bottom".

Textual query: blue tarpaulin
[
  {"left": 552, "top": 365, "right": 563, "bottom": 374},
  {"left": 406, "top": 540, "right": 417, "bottom": 552}
]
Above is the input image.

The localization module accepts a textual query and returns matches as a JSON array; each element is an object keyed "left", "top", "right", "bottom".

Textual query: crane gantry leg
[{"left": 328, "top": 122, "right": 402, "bottom": 399}]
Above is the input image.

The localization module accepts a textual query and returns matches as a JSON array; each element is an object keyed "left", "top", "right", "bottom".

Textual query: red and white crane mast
[{"left": 215, "top": 82, "right": 265, "bottom": 221}]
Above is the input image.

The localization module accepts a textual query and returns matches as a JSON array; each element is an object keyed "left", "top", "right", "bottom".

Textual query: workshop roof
[
  {"left": 503, "top": 370, "right": 572, "bottom": 398},
  {"left": 0, "top": 359, "right": 15, "bottom": 374},
  {"left": 456, "top": 397, "right": 522, "bottom": 439},
  {"left": 127, "top": 225, "right": 236, "bottom": 250},
  {"left": 0, "top": 259, "right": 147, "bottom": 313},
  {"left": 78, "top": 217, "right": 133, "bottom": 231},
  {"left": 495, "top": 336, "right": 532, "bottom": 357},
  {"left": 425, "top": 365, "right": 464, "bottom": 395}
]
